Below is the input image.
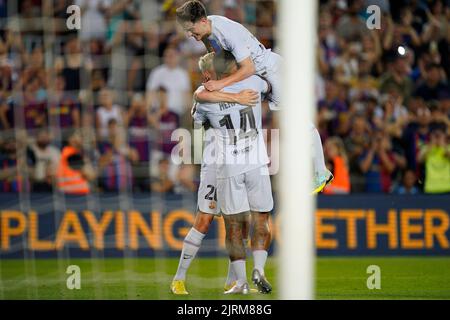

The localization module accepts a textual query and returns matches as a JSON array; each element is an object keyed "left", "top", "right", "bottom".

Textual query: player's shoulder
[
  {"left": 208, "top": 15, "right": 231, "bottom": 24},
  {"left": 208, "top": 15, "right": 241, "bottom": 29}
]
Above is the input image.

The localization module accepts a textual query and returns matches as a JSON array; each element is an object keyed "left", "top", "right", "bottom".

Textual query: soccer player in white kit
[
  {"left": 193, "top": 51, "right": 274, "bottom": 294},
  {"left": 170, "top": 56, "right": 259, "bottom": 295},
  {"left": 176, "top": 0, "right": 333, "bottom": 192}
]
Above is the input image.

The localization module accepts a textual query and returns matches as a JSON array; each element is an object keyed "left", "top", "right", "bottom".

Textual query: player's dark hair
[
  {"left": 213, "top": 50, "right": 236, "bottom": 75},
  {"left": 176, "top": 0, "right": 207, "bottom": 23}
]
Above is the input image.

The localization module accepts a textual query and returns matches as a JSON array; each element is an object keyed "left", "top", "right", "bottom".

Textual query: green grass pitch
[{"left": 1, "top": 257, "right": 449, "bottom": 299}]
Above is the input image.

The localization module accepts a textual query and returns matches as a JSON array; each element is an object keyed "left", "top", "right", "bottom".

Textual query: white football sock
[
  {"left": 225, "top": 260, "right": 236, "bottom": 286},
  {"left": 225, "top": 238, "right": 248, "bottom": 286},
  {"left": 231, "top": 260, "right": 247, "bottom": 287},
  {"left": 311, "top": 124, "right": 327, "bottom": 174},
  {"left": 253, "top": 250, "right": 268, "bottom": 275},
  {"left": 173, "top": 228, "right": 205, "bottom": 281}
]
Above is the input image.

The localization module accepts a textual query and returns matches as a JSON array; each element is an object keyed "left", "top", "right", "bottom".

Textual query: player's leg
[
  {"left": 250, "top": 211, "right": 273, "bottom": 293},
  {"left": 218, "top": 174, "right": 251, "bottom": 294},
  {"left": 250, "top": 212, "right": 271, "bottom": 271},
  {"left": 264, "top": 52, "right": 332, "bottom": 192},
  {"left": 245, "top": 166, "right": 273, "bottom": 293},
  {"left": 224, "top": 213, "right": 252, "bottom": 291},
  {"left": 223, "top": 213, "right": 250, "bottom": 294},
  {"left": 171, "top": 166, "right": 219, "bottom": 294},
  {"left": 171, "top": 211, "right": 214, "bottom": 294},
  {"left": 310, "top": 122, "right": 334, "bottom": 193}
]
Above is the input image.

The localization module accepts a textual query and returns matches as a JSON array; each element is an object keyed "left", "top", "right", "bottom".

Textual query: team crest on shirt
[{"left": 209, "top": 201, "right": 216, "bottom": 209}]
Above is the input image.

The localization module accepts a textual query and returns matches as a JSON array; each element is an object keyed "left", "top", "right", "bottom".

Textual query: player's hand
[
  {"left": 203, "top": 79, "right": 224, "bottom": 92},
  {"left": 236, "top": 89, "right": 259, "bottom": 107}
]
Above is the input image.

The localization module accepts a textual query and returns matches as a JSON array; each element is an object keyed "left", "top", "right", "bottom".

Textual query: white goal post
[{"left": 278, "top": 0, "right": 317, "bottom": 299}]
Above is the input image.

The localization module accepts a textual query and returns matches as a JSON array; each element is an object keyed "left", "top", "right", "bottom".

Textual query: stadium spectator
[
  {"left": 414, "top": 63, "right": 449, "bottom": 102},
  {"left": 75, "top": 0, "right": 111, "bottom": 42},
  {"left": 402, "top": 103, "right": 432, "bottom": 173},
  {"left": 318, "top": 7, "right": 340, "bottom": 69},
  {"left": 96, "top": 87, "right": 125, "bottom": 141},
  {"left": 48, "top": 75, "right": 81, "bottom": 138},
  {"left": 22, "top": 77, "right": 47, "bottom": 132},
  {"left": 394, "top": 169, "right": 420, "bottom": 195},
  {"left": 317, "top": 80, "right": 348, "bottom": 139},
  {"left": 151, "top": 158, "right": 174, "bottom": 193},
  {"left": 0, "top": 0, "right": 448, "bottom": 197},
  {"left": 323, "top": 137, "right": 351, "bottom": 194},
  {"left": 0, "top": 96, "right": 12, "bottom": 130},
  {"left": 97, "top": 119, "right": 138, "bottom": 192},
  {"left": 373, "top": 90, "right": 409, "bottom": 136},
  {"left": 125, "top": 93, "right": 152, "bottom": 191},
  {"left": 396, "top": 6, "right": 422, "bottom": 49},
  {"left": 0, "top": 39, "right": 14, "bottom": 94},
  {"left": 344, "top": 115, "right": 371, "bottom": 192},
  {"left": 336, "top": 0, "right": 366, "bottom": 42},
  {"left": 419, "top": 127, "right": 450, "bottom": 194},
  {"left": 358, "top": 130, "right": 397, "bottom": 193},
  {"left": 145, "top": 46, "right": 191, "bottom": 117},
  {"left": 56, "top": 130, "right": 95, "bottom": 195},
  {"left": 421, "top": 0, "right": 449, "bottom": 45},
  {"left": 29, "top": 130, "right": 61, "bottom": 192},
  {"left": 0, "top": 135, "right": 32, "bottom": 192},
  {"left": 173, "top": 164, "right": 198, "bottom": 194},
  {"left": 54, "top": 36, "right": 87, "bottom": 93},
  {"left": 379, "top": 54, "right": 414, "bottom": 103},
  {"left": 151, "top": 86, "right": 180, "bottom": 158}
]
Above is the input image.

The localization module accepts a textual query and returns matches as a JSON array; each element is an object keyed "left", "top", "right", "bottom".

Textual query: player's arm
[
  {"left": 203, "top": 57, "right": 255, "bottom": 92},
  {"left": 194, "top": 86, "right": 259, "bottom": 107}
]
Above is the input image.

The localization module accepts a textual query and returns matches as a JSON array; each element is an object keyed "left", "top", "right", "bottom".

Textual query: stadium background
[{"left": 0, "top": 0, "right": 449, "bottom": 299}]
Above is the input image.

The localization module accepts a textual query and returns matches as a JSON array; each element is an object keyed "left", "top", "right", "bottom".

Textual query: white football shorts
[
  {"left": 259, "top": 51, "right": 282, "bottom": 111},
  {"left": 217, "top": 165, "right": 273, "bottom": 215},
  {"left": 197, "top": 163, "right": 221, "bottom": 215}
]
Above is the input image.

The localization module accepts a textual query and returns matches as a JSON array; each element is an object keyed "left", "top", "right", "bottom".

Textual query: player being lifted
[
  {"left": 176, "top": 0, "right": 333, "bottom": 193},
  {"left": 171, "top": 54, "right": 260, "bottom": 295},
  {"left": 192, "top": 51, "right": 274, "bottom": 294}
]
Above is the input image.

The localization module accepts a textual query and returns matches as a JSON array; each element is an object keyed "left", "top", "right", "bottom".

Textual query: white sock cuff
[
  {"left": 230, "top": 259, "right": 246, "bottom": 268},
  {"left": 185, "top": 228, "right": 205, "bottom": 246},
  {"left": 253, "top": 250, "right": 268, "bottom": 257}
]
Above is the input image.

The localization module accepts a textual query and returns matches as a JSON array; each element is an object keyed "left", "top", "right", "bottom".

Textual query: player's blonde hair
[{"left": 198, "top": 52, "right": 215, "bottom": 72}]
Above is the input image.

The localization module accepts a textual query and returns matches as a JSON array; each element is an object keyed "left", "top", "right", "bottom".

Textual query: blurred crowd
[
  {"left": 0, "top": 0, "right": 448, "bottom": 195},
  {"left": 0, "top": 0, "right": 277, "bottom": 195},
  {"left": 317, "top": 0, "right": 449, "bottom": 194}
]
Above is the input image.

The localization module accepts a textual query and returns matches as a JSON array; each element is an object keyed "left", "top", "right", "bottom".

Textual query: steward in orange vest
[{"left": 56, "top": 131, "right": 90, "bottom": 195}]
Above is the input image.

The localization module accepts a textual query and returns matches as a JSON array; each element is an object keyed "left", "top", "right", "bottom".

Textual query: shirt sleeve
[
  {"left": 220, "top": 21, "right": 251, "bottom": 63},
  {"left": 192, "top": 103, "right": 207, "bottom": 128}
]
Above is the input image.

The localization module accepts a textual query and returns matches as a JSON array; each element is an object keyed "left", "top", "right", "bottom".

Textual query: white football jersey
[
  {"left": 206, "top": 15, "right": 271, "bottom": 74},
  {"left": 192, "top": 75, "right": 270, "bottom": 179}
]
